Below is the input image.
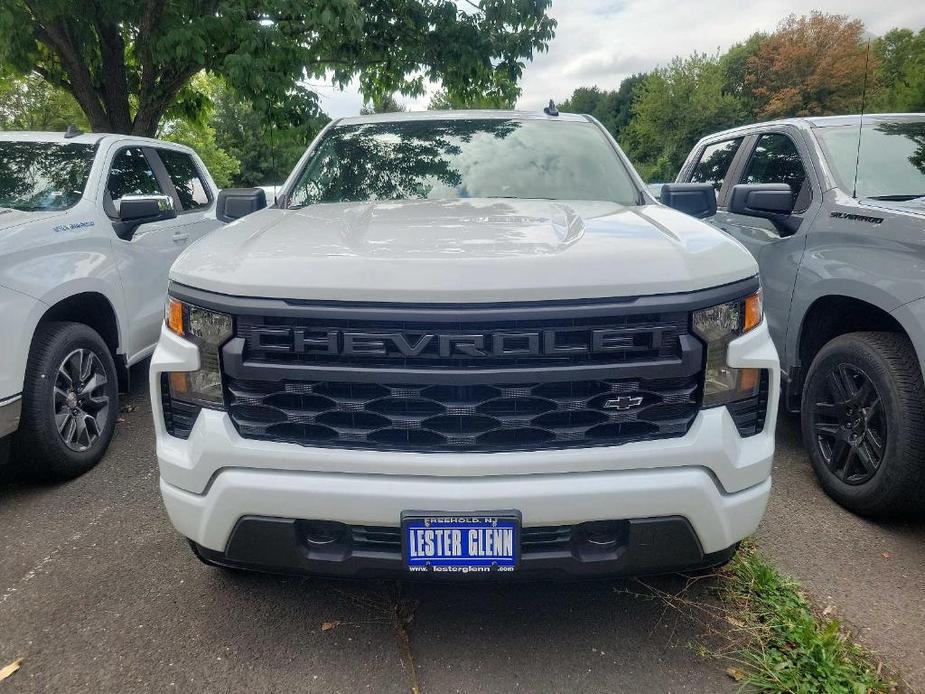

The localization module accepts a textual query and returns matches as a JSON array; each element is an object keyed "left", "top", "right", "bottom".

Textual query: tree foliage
[
  {"left": 745, "top": 12, "right": 872, "bottom": 119},
  {"left": 623, "top": 54, "right": 747, "bottom": 181},
  {"left": 360, "top": 94, "right": 406, "bottom": 115},
  {"left": 873, "top": 28, "right": 925, "bottom": 112},
  {"left": 558, "top": 75, "right": 645, "bottom": 139},
  {"left": 210, "top": 81, "right": 330, "bottom": 187},
  {"left": 0, "top": 0, "right": 555, "bottom": 137},
  {"left": 428, "top": 87, "right": 515, "bottom": 110},
  {"left": 0, "top": 69, "right": 87, "bottom": 131}
]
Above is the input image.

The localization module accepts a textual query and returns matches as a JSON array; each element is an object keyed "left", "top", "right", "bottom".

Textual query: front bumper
[
  {"left": 190, "top": 514, "right": 741, "bottom": 579},
  {"left": 152, "top": 316, "right": 779, "bottom": 577}
]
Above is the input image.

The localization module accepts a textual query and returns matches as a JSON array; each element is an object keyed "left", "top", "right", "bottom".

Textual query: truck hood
[
  {"left": 171, "top": 198, "right": 757, "bottom": 303},
  {"left": 0, "top": 208, "right": 70, "bottom": 238},
  {"left": 0, "top": 207, "right": 43, "bottom": 232},
  {"left": 861, "top": 197, "right": 925, "bottom": 219}
]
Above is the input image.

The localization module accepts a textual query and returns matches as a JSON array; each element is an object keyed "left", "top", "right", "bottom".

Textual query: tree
[
  {"left": 428, "top": 87, "right": 515, "bottom": 110},
  {"left": 745, "top": 12, "right": 873, "bottom": 119},
  {"left": 360, "top": 94, "right": 406, "bottom": 115},
  {"left": 211, "top": 81, "right": 329, "bottom": 187},
  {"left": 623, "top": 54, "right": 747, "bottom": 181},
  {"left": 874, "top": 28, "right": 925, "bottom": 112},
  {"left": 558, "top": 75, "right": 646, "bottom": 139},
  {"left": 719, "top": 32, "right": 765, "bottom": 116},
  {"left": 0, "top": 1, "right": 555, "bottom": 136},
  {"left": 0, "top": 70, "right": 87, "bottom": 131}
]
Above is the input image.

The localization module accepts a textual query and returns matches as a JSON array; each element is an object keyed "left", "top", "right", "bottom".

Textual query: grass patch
[
  {"left": 629, "top": 541, "right": 897, "bottom": 692},
  {"left": 719, "top": 540, "right": 894, "bottom": 693}
]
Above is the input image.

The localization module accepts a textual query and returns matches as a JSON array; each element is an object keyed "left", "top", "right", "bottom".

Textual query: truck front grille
[
  {"left": 175, "top": 286, "right": 748, "bottom": 453},
  {"left": 225, "top": 375, "right": 700, "bottom": 452}
]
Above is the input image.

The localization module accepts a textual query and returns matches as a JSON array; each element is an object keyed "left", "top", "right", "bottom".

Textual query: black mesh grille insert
[
  {"left": 726, "top": 370, "right": 770, "bottom": 437},
  {"left": 226, "top": 376, "right": 700, "bottom": 452},
  {"left": 160, "top": 374, "right": 201, "bottom": 439}
]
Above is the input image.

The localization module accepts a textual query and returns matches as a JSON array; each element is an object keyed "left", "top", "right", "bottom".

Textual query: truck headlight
[
  {"left": 692, "top": 289, "right": 763, "bottom": 407},
  {"left": 164, "top": 297, "right": 232, "bottom": 408}
]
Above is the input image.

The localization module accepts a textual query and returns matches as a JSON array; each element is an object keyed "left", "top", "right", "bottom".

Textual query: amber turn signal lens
[
  {"left": 166, "top": 297, "right": 184, "bottom": 336},
  {"left": 169, "top": 371, "right": 189, "bottom": 395},
  {"left": 743, "top": 290, "right": 763, "bottom": 334},
  {"left": 738, "top": 367, "right": 760, "bottom": 395}
]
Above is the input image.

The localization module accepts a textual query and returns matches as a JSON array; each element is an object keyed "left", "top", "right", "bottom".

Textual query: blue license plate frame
[{"left": 401, "top": 511, "right": 521, "bottom": 575}]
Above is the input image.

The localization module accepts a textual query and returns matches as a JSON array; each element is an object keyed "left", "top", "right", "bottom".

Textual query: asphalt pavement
[
  {"left": 0, "top": 368, "right": 734, "bottom": 693},
  {"left": 757, "top": 413, "right": 925, "bottom": 692}
]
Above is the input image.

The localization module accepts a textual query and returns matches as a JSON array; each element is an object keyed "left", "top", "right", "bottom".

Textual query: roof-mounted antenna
[
  {"left": 851, "top": 39, "right": 872, "bottom": 199},
  {"left": 64, "top": 124, "right": 83, "bottom": 139},
  {"left": 543, "top": 99, "right": 559, "bottom": 117}
]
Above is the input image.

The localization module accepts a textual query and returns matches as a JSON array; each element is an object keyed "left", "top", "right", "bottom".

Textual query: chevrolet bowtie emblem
[{"left": 603, "top": 396, "right": 644, "bottom": 411}]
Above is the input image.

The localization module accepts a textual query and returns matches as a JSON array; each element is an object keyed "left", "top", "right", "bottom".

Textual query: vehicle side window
[
  {"left": 742, "top": 133, "right": 809, "bottom": 210},
  {"left": 158, "top": 149, "right": 210, "bottom": 210},
  {"left": 107, "top": 147, "right": 162, "bottom": 203},
  {"left": 690, "top": 138, "right": 743, "bottom": 190}
]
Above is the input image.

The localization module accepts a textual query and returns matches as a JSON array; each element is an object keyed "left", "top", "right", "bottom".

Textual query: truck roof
[
  {"left": 335, "top": 109, "right": 590, "bottom": 126},
  {"left": 0, "top": 130, "right": 197, "bottom": 150},
  {"left": 698, "top": 112, "right": 925, "bottom": 141}
]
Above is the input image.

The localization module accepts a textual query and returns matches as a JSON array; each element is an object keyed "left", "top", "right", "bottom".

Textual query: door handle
[{"left": 172, "top": 232, "right": 190, "bottom": 243}]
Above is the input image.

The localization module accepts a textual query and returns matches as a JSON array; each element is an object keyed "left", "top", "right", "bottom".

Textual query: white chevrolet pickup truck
[
  {"left": 152, "top": 110, "right": 779, "bottom": 578},
  {"left": 0, "top": 130, "right": 258, "bottom": 480}
]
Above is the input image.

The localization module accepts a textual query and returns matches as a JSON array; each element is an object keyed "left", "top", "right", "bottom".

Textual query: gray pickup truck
[{"left": 666, "top": 113, "right": 925, "bottom": 517}]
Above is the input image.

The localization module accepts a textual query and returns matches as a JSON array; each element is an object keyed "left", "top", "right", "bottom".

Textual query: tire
[
  {"left": 801, "top": 331, "right": 925, "bottom": 517},
  {"left": 16, "top": 321, "right": 119, "bottom": 481}
]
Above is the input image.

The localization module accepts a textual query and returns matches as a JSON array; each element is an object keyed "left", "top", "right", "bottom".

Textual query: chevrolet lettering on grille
[{"left": 246, "top": 327, "right": 664, "bottom": 359}]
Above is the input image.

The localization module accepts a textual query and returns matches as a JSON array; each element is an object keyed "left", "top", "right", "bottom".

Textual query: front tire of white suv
[{"left": 17, "top": 321, "right": 119, "bottom": 481}]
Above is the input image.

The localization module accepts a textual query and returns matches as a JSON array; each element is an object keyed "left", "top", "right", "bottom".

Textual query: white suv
[
  {"left": 0, "top": 130, "right": 240, "bottom": 479},
  {"left": 152, "top": 110, "right": 779, "bottom": 578}
]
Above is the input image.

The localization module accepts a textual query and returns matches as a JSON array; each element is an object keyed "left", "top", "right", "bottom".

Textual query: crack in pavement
[
  {"left": 390, "top": 583, "right": 421, "bottom": 694},
  {"left": 0, "top": 505, "right": 111, "bottom": 607}
]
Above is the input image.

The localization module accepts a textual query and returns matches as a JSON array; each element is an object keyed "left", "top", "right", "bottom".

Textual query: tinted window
[
  {"left": 0, "top": 142, "right": 96, "bottom": 211},
  {"left": 288, "top": 119, "right": 639, "bottom": 207},
  {"left": 690, "top": 138, "right": 742, "bottom": 190},
  {"left": 742, "top": 133, "right": 807, "bottom": 207},
  {"left": 107, "top": 148, "right": 161, "bottom": 203},
  {"left": 816, "top": 120, "right": 925, "bottom": 200},
  {"left": 159, "top": 149, "right": 209, "bottom": 210}
]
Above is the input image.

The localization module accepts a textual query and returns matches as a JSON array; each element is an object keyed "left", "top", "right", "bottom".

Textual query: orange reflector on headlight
[
  {"left": 166, "top": 297, "right": 184, "bottom": 336},
  {"left": 744, "top": 290, "right": 763, "bottom": 333}
]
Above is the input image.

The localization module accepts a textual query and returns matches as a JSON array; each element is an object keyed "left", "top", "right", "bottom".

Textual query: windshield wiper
[{"left": 867, "top": 194, "right": 925, "bottom": 201}]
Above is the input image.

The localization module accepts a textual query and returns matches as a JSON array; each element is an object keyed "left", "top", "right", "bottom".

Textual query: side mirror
[
  {"left": 113, "top": 194, "right": 176, "bottom": 240},
  {"left": 118, "top": 194, "right": 176, "bottom": 223},
  {"left": 728, "top": 183, "right": 799, "bottom": 236},
  {"left": 216, "top": 188, "right": 267, "bottom": 223},
  {"left": 659, "top": 183, "right": 717, "bottom": 219}
]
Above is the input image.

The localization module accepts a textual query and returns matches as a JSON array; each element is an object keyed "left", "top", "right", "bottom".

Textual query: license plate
[{"left": 402, "top": 512, "right": 520, "bottom": 575}]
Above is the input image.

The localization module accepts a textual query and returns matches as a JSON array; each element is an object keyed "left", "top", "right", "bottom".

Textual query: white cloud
[{"left": 314, "top": 1, "right": 925, "bottom": 118}]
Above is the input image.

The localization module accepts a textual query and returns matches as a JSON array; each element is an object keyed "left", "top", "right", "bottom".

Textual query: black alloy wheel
[
  {"left": 801, "top": 332, "right": 925, "bottom": 517},
  {"left": 809, "top": 363, "right": 885, "bottom": 485}
]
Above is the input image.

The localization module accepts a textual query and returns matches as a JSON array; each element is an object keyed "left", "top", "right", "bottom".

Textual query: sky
[{"left": 312, "top": 0, "right": 925, "bottom": 119}]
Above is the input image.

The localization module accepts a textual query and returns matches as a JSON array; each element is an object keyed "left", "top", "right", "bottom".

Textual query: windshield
[
  {"left": 0, "top": 141, "right": 97, "bottom": 211},
  {"left": 287, "top": 118, "right": 639, "bottom": 207},
  {"left": 816, "top": 121, "right": 925, "bottom": 200}
]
